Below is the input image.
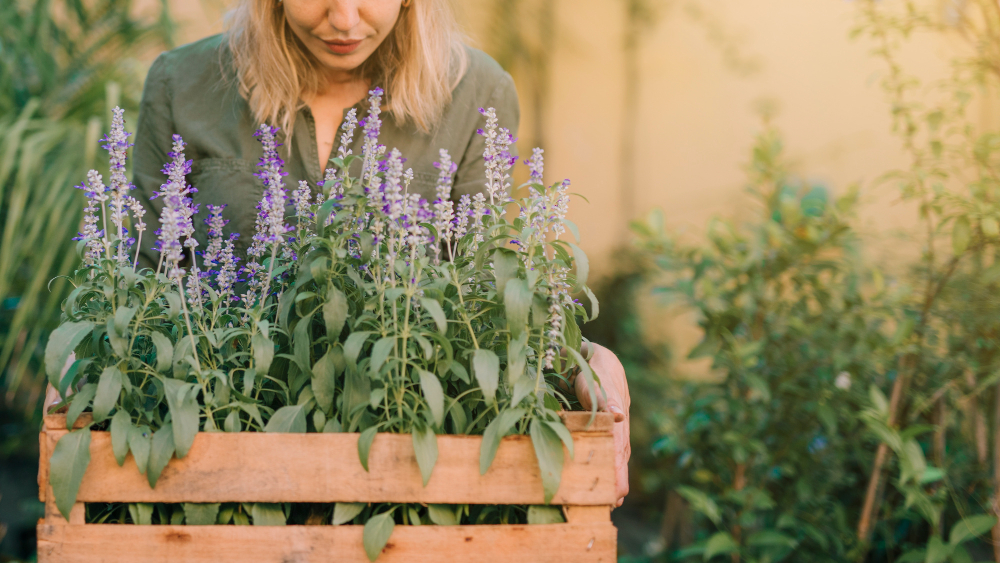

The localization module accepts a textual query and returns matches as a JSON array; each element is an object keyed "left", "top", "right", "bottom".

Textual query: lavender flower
[
  {"left": 454, "top": 194, "right": 472, "bottom": 240},
  {"left": 254, "top": 124, "right": 290, "bottom": 245},
  {"left": 361, "top": 88, "right": 384, "bottom": 186},
  {"left": 321, "top": 108, "right": 359, "bottom": 198},
  {"left": 383, "top": 148, "right": 405, "bottom": 222},
  {"left": 432, "top": 149, "right": 457, "bottom": 263},
  {"left": 74, "top": 170, "right": 108, "bottom": 265},
  {"left": 526, "top": 147, "right": 544, "bottom": 184},
  {"left": 292, "top": 180, "right": 313, "bottom": 224},
  {"left": 103, "top": 108, "right": 135, "bottom": 262},
  {"left": 478, "top": 107, "right": 517, "bottom": 205},
  {"left": 544, "top": 264, "right": 571, "bottom": 369},
  {"left": 203, "top": 204, "right": 228, "bottom": 266},
  {"left": 550, "top": 179, "right": 570, "bottom": 240},
  {"left": 216, "top": 234, "right": 240, "bottom": 302},
  {"left": 155, "top": 135, "right": 196, "bottom": 281}
]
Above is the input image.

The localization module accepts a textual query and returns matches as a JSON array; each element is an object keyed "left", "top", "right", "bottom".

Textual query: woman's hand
[{"left": 575, "top": 343, "right": 631, "bottom": 507}]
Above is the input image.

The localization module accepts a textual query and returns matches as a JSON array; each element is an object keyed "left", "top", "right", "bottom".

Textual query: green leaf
[
  {"left": 128, "top": 425, "right": 152, "bottom": 475},
  {"left": 543, "top": 420, "right": 574, "bottom": 459},
  {"left": 150, "top": 332, "right": 174, "bottom": 374},
  {"left": 413, "top": 425, "right": 438, "bottom": 486},
  {"left": 323, "top": 286, "right": 349, "bottom": 339},
  {"left": 147, "top": 425, "right": 175, "bottom": 488},
  {"left": 527, "top": 505, "right": 565, "bottom": 524},
  {"left": 949, "top": 514, "right": 997, "bottom": 546},
  {"left": 252, "top": 332, "right": 274, "bottom": 374},
  {"left": 363, "top": 512, "right": 396, "bottom": 562},
  {"left": 45, "top": 321, "right": 93, "bottom": 390},
  {"left": 427, "top": 504, "right": 459, "bottom": 526},
  {"left": 675, "top": 486, "right": 721, "bottom": 525},
  {"left": 293, "top": 316, "right": 313, "bottom": 374},
  {"left": 312, "top": 349, "right": 338, "bottom": 415},
  {"left": 504, "top": 278, "right": 531, "bottom": 337},
  {"left": 472, "top": 349, "right": 500, "bottom": 404},
  {"left": 251, "top": 503, "right": 286, "bottom": 526},
  {"left": 869, "top": 384, "right": 889, "bottom": 416},
  {"left": 344, "top": 331, "right": 373, "bottom": 368},
  {"left": 567, "top": 241, "right": 589, "bottom": 290},
  {"left": 358, "top": 426, "right": 378, "bottom": 472},
  {"left": 183, "top": 503, "right": 221, "bottom": 525},
  {"left": 265, "top": 405, "right": 307, "bottom": 433},
  {"left": 953, "top": 215, "right": 971, "bottom": 254},
  {"left": 418, "top": 370, "right": 445, "bottom": 427},
  {"left": 113, "top": 306, "right": 136, "bottom": 337},
  {"left": 925, "top": 535, "right": 950, "bottom": 563},
  {"left": 419, "top": 298, "right": 447, "bottom": 334},
  {"left": 163, "top": 379, "right": 200, "bottom": 458},
  {"left": 333, "top": 502, "right": 365, "bottom": 525},
  {"left": 951, "top": 545, "right": 973, "bottom": 563},
  {"left": 896, "top": 549, "right": 926, "bottom": 563},
  {"left": 703, "top": 531, "right": 738, "bottom": 561},
  {"left": 480, "top": 408, "right": 525, "bottom": 474},
  {"left": 129, "top": 503, "right": 154, "bottom": 525},
  {"left": 492, "top": 248, "right": 520, "bottom": 297},
  {"left": 92, "top": 366, "right": 124, "bottom": 423},
  {"left": 370, "top": 337, "right": 395, "bottom": 376},
  {"left": 746, "top": 530, "right": 797, "bottom": 549},
  {"left": 66, "top": 383, "right": 96, "bottom": 430},
  {"left": 530, "top": 417, "right": 564, "bottom": 503},
  {"left": 49, "top": 429, "right": 92, "bottom": 520},
  {"left": 110, "top": 409, "right": 131, "bottom": 466}
]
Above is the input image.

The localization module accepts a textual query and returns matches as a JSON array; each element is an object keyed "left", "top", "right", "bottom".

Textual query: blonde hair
[{"left": 226, "top": 0, "right": 468, "bottom": 137}]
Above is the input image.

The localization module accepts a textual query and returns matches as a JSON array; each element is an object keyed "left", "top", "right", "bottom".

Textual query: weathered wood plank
[
  {"left": 563, "top": 506, "right": 611, "bottom": 523},
  {"left": 37, "top": 522, "right": 617, "bottom": 563},
  {"left": 44, "top": 494, "right": 84, "bottom": 526},
  {"left": 39, "top": 431, "right": 48, "bottom": 502},
  {"left": 43, "top": 430, "right": 616, "bottom": 505},
  {"left": 42, "top": 411, "right": 612, "bottom": 433}
]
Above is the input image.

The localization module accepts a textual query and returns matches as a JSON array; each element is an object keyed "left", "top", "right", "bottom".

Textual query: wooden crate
[{"left": 37, "top": 410, "right": 618, "bottom": 562}]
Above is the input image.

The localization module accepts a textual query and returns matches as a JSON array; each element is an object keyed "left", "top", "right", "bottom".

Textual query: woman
[{"left": 132, "top": 0, "right": 630, "bottom": 506}]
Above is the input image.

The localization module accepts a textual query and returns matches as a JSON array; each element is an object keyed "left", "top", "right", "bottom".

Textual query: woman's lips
[{"left": 324, "top": 39, "right": 363, "bottom": 55}]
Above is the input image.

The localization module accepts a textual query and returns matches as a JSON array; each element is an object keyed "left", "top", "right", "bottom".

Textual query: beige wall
[{"left": 162, "top": 0, "right": 964, "bottom": 275}]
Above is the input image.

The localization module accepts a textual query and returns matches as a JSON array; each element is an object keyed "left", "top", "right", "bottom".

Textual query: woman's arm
[{"left": 577, "top": 343, "right": 632, "bottom": 508}]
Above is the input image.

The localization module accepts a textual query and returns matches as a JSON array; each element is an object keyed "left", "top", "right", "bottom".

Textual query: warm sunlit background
[{"left": 5, "top": 1, "right": 1000, "bottom": 561}]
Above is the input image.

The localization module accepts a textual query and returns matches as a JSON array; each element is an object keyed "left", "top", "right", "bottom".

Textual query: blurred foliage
[{"left": 0, "top": 0, "right": 173, "bottom": 457}]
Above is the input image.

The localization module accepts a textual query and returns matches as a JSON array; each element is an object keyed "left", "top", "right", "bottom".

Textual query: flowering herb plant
[{"left": 44, "top": 90, "right": 600, "bottom": 556}]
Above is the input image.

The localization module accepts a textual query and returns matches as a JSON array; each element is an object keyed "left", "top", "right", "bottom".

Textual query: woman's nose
[{"left": 327, "top": 0, "right": 362, "bottom": 32}]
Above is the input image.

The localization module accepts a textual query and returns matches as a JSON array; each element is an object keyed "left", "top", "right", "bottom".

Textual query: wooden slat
[
  {"left": 43, "top": 411, "right": 613, "bottom": 433},
  {"left": 39, "top": 430, "right": 48, "bottom": 502},
  {"left": 43, "top": 430, "right": 616, "bottom": 505},
  {"left": 563, "top": 506, "right": 611, "bottom": 523},
  {"left": 37, "top": 522, "right": 616, "bottom": 563},
  {"left": 44, "top": 495, "right": 84, "bottom": 526}
]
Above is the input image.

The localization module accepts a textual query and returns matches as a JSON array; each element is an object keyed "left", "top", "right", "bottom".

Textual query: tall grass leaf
[
  {"left": 44, "top": 320, "right": 93, "bottom": 389},
  {"left": 363, "top": 512, "right": 396, "bottom": 562},
  {"left": 413, "top": 424, "right": 438, "bottom": 486},
  {"left": 49, "top": 428, "right": 91, "bottom": 519},
  {"left": 530, "top": 417, "right": 564, "bottom": 503}
]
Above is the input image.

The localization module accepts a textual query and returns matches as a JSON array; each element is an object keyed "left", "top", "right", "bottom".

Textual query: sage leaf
[
  {"left": 544, "top": 419, "right": 575, "bottom": 459},
  {"left": 370, "top": 336, "right": 394, "bottom": 376},
  {"left": 265, "top": 405, "right": 307, "bottom": 433},
  {"left": 949, "top": 514, "right": 997, "bottom": 546},
  {"left": 418, "top": 369, "right": 445, "bottom": 427},
  {"left": 492, "top": 248, "right": 519, "bottom": 297},
  {"left": 472, "top": 349, "right": 499, "bottom": 404},
  {"left": 527, "top": 505, "right": 565, "bottom": 524},
  {"left": 293, "top": 317, "right": 312, "bottom": 374},
  {"left": 251, "top": 503, "right": 286, "bottom": 526},
  {"left": 413, "top": 425, "right": 438, "bottom": 486},
  {"left": 344, "top": 331, "right": 373, "bottom": 368},
  {"left": 323, "top": 286, "right": 348, "bottom": 338},
  {"left": 128, "top": 425, "right": 152, "bottom": 475},
  {"left": 183, "top": 503, "right": 221, "bottom": 525},
  {"left": 480, "top": 408, "right": 525, "bottom": 475},
  {"left": 66, "top": 383, "right": 96, "bottom": 430},
  {"left": 150, "top": 331, "right": 174, "bottom": 374},
  {"left": 44, "top": 321, "right": 93, "bottom": 390},
  {"left": 109, "top": 409, "right": 131, "bottom": 466},
  {"left": 163, "top": 379, "right": 200, "bottom": 458},
  {"left": 252, "top": 331, "right": 274, "bottom": 374},
  {"left": 49, "top": 428, "right": 91, "bottom": 520},
  {"left": 333, "top": 502, "right": 365, "bottom": 525},
  {"left": 147, "top": 425, "right": 175, "bottom": 488},
  {"left": 113, "top": 306, "right": 136, "bottom": 337},
  {"left": 128, "top": 503, "right": 153, "bottom": 525},
  {"left": 419, "top": 298, "right": 447, "bottom": 334},
  {"left": 504, "top": 278, "right": 531, "bottom": 337},
  {"left": 224, "top": 410, "right": 242, "bottom": 433},
  {"left": 311, "top": 349, "right": 338, "bottom": 415},
  {"left": 530, "top": 417, "right": 564, "bottom": 503},
  {"left": 675, "top": 486, "right": 721, "bottom": 524},
  {"left": 58, "top": 357, "right": 91, "bottom": 400},
  {"left": 92, "top": 366, "right": 124, "bottom": 423},
  {"left": 567, "top": 241, "right": 589, "bottom": 290},
  {"left": 427, "top": 504, "right": 459, "bottom": 526},
  {"left": 358, "top": 426, "right": 378, "bottom": 472},
  {"left": 363, "top": 512, "right": 396, "bottom": 562}
]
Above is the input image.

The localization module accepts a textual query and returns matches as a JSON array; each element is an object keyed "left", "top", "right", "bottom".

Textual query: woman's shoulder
[
  {"left": 147, "top": 34, "right": 232, "bottom": 89},
  {"left": 451, "top": 45, "right": 517, "bottom": 112}
]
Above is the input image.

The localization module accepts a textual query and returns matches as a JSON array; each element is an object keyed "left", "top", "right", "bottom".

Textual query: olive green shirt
[{"left": 133, "top": 34, "right": 519, "bottom": 265}]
